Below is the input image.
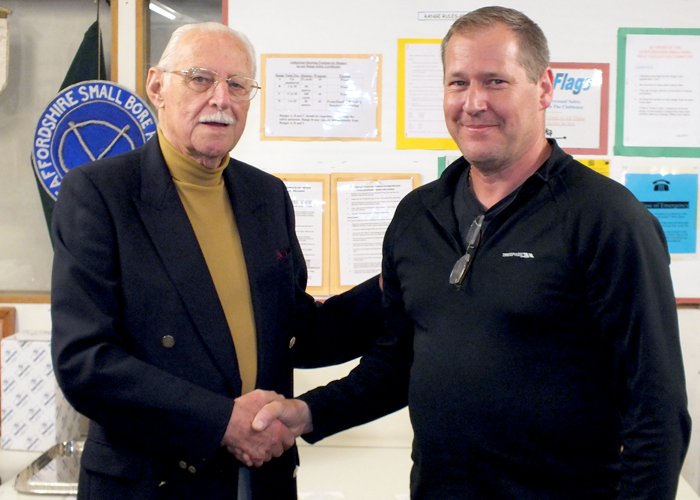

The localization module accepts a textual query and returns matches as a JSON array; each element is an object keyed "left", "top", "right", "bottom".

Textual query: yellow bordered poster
[
  {"left": 274, "top": 174, "right": 331, "bottom": 296},
  {"left": 261, "top": 54, "right": 382, "bottom": 141},
  {"left": 330, "top": 173, "right": 421, "bottom": 294},
  {"left": 576, "top": 159, "right": 610, "bottom": 177},
  {"left": 397, "top": 39, "right": 457, "bottom": 150}
]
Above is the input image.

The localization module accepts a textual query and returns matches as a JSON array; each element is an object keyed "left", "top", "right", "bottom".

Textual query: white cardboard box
[{"left": 1, "top": 331, "right": 83, "bottom": 451}]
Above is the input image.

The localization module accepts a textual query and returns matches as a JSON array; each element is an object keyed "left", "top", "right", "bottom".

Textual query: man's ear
[
  {"left": 539, "top": 67, "right": 554, "bottom": 111},
  {"left": 146, "top": 67, "right": 165, "bottom": 109}
]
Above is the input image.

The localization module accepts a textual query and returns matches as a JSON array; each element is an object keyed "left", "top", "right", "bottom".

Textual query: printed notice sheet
[
  {"left": 0, "top": 17, "right": 8, "bottom": 94},
  {"left": 397, "top": 39, "right": 457, "bottom": 150},
  {"left": 616, "top": 29, "right": 700, "bottom": 156},
  {"left": 276, "top": 174, "right": 330, "bottom": 295},
  {"left": 546, "top": 63, "right": 609, "bottom": 155},
  {"left": 625, "top": 173, "right": 698, "bottom": 254},
  {"left": 261, "top": 54, "right": 381, "bottom": 141},
  {"left": 331, "top": 174, "right": 420, "bottom": 292}
]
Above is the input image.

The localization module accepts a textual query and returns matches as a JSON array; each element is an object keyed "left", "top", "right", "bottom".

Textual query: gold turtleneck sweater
[{"left": 158, "top": 128, "right": 257, "bottom": 394}]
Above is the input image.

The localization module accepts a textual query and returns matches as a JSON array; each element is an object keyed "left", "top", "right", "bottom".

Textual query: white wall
[{"left": 227, "top": 0, "right": 700, "bottom": 298}]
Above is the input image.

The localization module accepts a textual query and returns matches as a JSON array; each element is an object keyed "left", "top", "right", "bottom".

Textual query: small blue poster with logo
[
  {"left": 625, "top": 173, "right": 699, "bottom": 254},
  {"left": 32, "top": 80, "right": 158, "bottom": 200}
]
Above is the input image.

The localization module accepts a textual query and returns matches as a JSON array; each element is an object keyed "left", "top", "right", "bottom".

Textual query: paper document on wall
[
  {"left": 262, "top": 54, "right": 381, "bottom": 140},
  {"left": 336, "top": 179, "right": 414, "bottom": 286},
  {"left": 623, "top": 34, "right": 700, "bottom": 148},
  {"left": 0, "top": 18, "right": 8, "bottom": 94}
]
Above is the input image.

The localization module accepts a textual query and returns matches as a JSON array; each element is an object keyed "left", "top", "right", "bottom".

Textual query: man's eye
[
  {"left": 227, "top": 80, "right": 245, "bottom": 90},
  {"left": 191, "top": 75, "right": 213, "bottom": 84}
]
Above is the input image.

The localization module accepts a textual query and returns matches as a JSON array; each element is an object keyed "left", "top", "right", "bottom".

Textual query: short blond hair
[{"left": 441, "top": 6, "right": 549, "bottom": 83}]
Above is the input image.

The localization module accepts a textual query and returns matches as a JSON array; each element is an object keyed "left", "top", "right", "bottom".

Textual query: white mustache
[{"left": 199, "top": 111, "right": 235, "bottom": 125}]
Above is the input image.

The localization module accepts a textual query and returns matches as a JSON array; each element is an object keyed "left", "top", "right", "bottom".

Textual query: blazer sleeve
[{"left": 51, "top": 166, "right": 233, "bottom": 468}]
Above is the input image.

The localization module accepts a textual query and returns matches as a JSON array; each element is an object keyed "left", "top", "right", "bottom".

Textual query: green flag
[{"left": 34, "top": 20, "right": 106, "bottom": 240}]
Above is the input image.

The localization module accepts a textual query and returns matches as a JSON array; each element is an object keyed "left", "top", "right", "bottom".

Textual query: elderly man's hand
[
  {"left": 221, "top": 389, "right": 296, "bottom": 467},
  {"left": 252, "top": 398, "right": 313, "bottom": 437}
]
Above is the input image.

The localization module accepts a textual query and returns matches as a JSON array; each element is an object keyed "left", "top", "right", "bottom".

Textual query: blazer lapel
[
  {"left": 132, "top": 140, "right": 243, "bottom": 395},
  {"left": 223, "top": 162, "right": 281, "bottom": 378},
  {"left": 223, "top": 163, "right": 267, "bottom": 280}
]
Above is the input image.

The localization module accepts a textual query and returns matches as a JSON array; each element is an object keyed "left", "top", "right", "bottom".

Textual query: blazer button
[
  {"left": 188, "top": 465, "right": 196, "bottom": 474},
  {"left": 289, "top": 337, "right": 296, "bottom": 349},
  {"left": 179, "top": 461, "right": 187, "bottom": 469},
  {"left": 162, "top": 335, "right": 175, "bottom": 348}
]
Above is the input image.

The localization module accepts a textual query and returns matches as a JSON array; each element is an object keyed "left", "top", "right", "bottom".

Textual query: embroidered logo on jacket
[{"left": 502, "top": 252, "right": 535, "bottom": 259}]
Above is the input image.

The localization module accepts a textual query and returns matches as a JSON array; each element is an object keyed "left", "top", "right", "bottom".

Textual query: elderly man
[
  {"left": 254, "top": 6, "right": 691, "bottom": 500},
  {"left": 50, "top": 22, "right": 383, "bottom": 500}
]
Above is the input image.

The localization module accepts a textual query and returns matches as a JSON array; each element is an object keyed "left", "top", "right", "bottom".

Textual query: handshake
[{"left": 220, "top": 390, "right": 313, "bottom": 467}]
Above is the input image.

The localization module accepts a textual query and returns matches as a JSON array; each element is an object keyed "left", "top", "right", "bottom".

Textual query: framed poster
[
  {"left": 615, "top": 28, "right": 700, "bottom": 157},
  {"left": 546, "top": 63, "right": 609, "bottom": 155},
  {"left": 261, "top": 54, "right": 381, "bottom": 141},
  {"left": 330, "top": 173, "right": 420, "bottom": 293},
  {"left": 397, "top": 39, "right": 457, "bottom": 150},
  {"left": 274, "top": 174, "right": 331, "bottom": 296}
]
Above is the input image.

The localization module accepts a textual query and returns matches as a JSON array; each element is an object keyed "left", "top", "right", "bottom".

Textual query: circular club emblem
[{"left": 32, "top": 80, "right": 158, "bottom": 200}]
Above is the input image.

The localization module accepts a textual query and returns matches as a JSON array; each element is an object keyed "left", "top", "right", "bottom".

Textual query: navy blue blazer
[{"left": 51, "top": 137, "right": 383, "bottom": 500}]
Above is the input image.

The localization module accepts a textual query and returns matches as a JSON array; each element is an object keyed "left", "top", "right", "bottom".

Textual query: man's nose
[
  {"left": 209, "top": 80, "right": 232, "bottom": 108},
  {"left": 462, "top": 85, "right": 487, "bottom": 115}
]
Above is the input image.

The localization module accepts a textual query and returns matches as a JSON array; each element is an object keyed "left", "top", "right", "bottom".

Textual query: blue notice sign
[
  {"left": 626, "top": 173, "right": 698, "bottom": 254},
  {"left": 32, "top": 80, "right": 158, "bottom": 200}
]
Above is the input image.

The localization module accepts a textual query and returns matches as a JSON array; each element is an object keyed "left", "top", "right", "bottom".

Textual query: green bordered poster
[{"left": 615, "top": 28, "right": 700, "bottom": 157}]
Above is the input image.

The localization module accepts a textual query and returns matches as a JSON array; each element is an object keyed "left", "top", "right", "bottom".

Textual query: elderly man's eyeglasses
[
  {"left": 167, "top": 67, "right": 261, "bottom": 101},
  {"left": 449, "top": 214, "right": 484, "bottom": 289}
]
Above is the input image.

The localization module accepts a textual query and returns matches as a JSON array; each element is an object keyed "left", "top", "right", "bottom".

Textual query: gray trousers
[{"left": 238, "top": 468, "right": 252, "bottom": 500}]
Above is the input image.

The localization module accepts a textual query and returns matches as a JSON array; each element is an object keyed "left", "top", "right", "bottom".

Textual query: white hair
[{"left": 157, "top": 22, "right": 257, "bottom": 78}]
